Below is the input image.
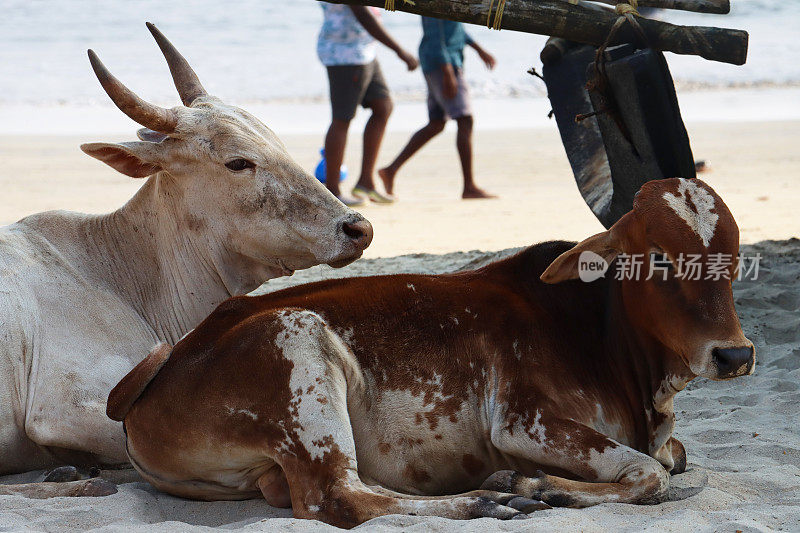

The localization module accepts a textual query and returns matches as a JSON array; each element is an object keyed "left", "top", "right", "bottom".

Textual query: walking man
[
  {"left": 379, "top": 17, "right": 496, "bottom": 199},
  {"left": 318, "top": 5, "right": 418, "bottom": 206}
]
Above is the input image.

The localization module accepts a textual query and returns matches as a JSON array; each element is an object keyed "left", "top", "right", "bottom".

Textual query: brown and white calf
[
  {"left": 109, "top": 178, "right": 754, "bottom": 527},
  {"left": 0, "top": 23, "right": 372, "bottom": 492}
]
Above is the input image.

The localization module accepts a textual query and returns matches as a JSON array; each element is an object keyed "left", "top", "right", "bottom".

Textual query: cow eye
[
  {"left": 225, "top": 158, "right": 254, "bottom": 171},
  {"left": 651, "top": 253, "right": 674, "bottom": 270}
]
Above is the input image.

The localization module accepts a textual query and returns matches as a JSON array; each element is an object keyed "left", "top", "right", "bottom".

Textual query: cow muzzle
[
  {"left": 327, "top": 214, "right": 373, "bottom": 268},
  {"left": 341, "top": 216, "right": 373, "bottom": 252},
  {"left": 712, "top": 345, "right": 756, "bottom": 379}
]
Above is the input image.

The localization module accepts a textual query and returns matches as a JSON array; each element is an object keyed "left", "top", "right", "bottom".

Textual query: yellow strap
[
  {"left": 384, "top": 0, "right": 415, "bottom": 11},
  {"left": 495, "top": 0, "right": 507, "bottom": 29},
  {"left": 487, "top": 0, "right": 640, "bottom": 32},
  {"left": 487, "top": 0, "right": 507, "bottom": 30}
]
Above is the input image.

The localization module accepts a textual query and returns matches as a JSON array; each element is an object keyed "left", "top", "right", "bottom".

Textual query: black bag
[{"left": 542, "top": 38, "right": 695, "bottom": 228}]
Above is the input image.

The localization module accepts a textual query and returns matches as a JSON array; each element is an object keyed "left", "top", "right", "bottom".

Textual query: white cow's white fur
[
  {"left": 0, "top": 98, "right": 365, "bottom": 475},
  {"left": 662, "top": 178, "right": 718, "bottom": 247}
]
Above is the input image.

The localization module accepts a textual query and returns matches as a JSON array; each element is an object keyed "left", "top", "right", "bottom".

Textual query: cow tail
[{"left": 106, "top": 342, "right": 172, "bottom": 421}]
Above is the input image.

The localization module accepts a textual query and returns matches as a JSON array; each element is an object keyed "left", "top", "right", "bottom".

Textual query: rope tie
[
  {"left": 384, "top": 0, "right": 415, "bottom": 11},
  {"left": 575, "top": 0, "right": 652, "bottom": 154},
  {"left": 487, "top": 0, "right": 508, "bottom": 30},
  {"left": 615, "top": 0, "right": 639, "bottom": 16}
]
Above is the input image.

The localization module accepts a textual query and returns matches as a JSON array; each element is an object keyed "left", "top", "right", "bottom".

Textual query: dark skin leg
[
  {"left": 358, "top": 97, "right": 393, "bottom": 191},
  {"left": 456, "top": 115, "right": 495, "bottom": 199},
  {"left": 324, "top": 118, "right": 351, "bottom": 197},
  {"left": 379, "top": 119, "right": 446, "bottom": 195}
]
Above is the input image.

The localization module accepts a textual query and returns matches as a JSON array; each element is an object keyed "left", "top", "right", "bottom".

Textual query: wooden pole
[
  {"left": 589, "top": 0, "right": 729, "bottom": 15},
  {"left": 324, "top": 0, "right": 748, "bottom": 65}
]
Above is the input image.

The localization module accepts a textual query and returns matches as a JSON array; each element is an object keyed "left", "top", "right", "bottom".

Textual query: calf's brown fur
[{"left": 109, "top": 178, "right": 754, "bottom": 527}]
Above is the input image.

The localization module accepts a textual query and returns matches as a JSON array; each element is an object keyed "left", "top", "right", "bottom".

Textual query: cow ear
[
  {"left": 540, "top": 231, "right": 619, "bottom": 284},
  {"left": 540, "top": 212, "right": 633, "bottom": 284},
  {"left": 80, "top": 142, "right": 162, "bottom": 178},
  {"left": 136, "top": 128, "right": 169, "bottom": 143}
]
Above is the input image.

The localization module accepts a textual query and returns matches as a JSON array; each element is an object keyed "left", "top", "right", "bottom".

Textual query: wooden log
[
  {"left": 324, "top": 0, "right": 748, "bottom": 65},
  {"left": 589, "top": 0, "right": 729, "bottom": 15}
]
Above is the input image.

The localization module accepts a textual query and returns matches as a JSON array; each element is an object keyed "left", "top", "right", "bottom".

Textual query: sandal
[
  {"left": 336, "top": 194, "right": 366, "bottom": 207},
  {"left": 352, "top": 184, "right": 395, "bottom": 204}
]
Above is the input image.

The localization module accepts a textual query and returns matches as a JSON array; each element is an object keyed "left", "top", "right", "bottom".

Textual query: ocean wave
[{"left": 1, "top": 0, "right": 798, "bottom": 107}]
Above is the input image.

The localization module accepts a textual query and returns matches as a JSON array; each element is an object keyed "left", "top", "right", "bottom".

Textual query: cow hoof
[
  {"left": 506, "top": 496, "right": 552, "bottom": 513},
  {"left": 670, "top": 461, "right": 686, "bottom": 475},
  {"left": 470, "top": 497, "right": 525, "bottom": 520},
  {"left": 78, "top": 478, "right": 118, "bottom": 497},
  {"left": 480, "top": 470, "right": 519, "bottom": 493},
  {"left": 43, "top": 466, "right": 80, "bottom": 483}
]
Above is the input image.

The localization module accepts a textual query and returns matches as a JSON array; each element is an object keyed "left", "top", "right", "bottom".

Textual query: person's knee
[
  {"left": 329, "top": 118, "right": 351, "bottom": 132},
  {"left": 369, "top": 98, "right": 393, "bottom": 120},
  {"left": 428, "top": 120, "right": 446, "bottom": 134},
  {"left": 456, "top": 115, "right": 474, "bottom": 132}
]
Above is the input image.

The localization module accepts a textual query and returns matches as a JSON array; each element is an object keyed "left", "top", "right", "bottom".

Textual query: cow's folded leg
[
  {"left": 42, "top": 465, "right": 81, "bottom": 482},
  {"left": 486, "top": 416, "right": 669, "bottom": 507},
  {"left": 0, "top": 478, "right": 117, "bottom": 498},
  {"left": 281, "top": 455, "right": 529, "bottom": 529},
  {"left": 270, "top": 310, "right": 528, "bottom": 527},
  {"left": 0, "top": 461, "right": 116, "bottom": 499},
  {"left": 363, "top": 481, "right": 550, "bottom": 512},
  {"left": 256, "top": 464, "right": 292, "bottom": 509},
  {"left": 25, "top": 397, "right": 127, "bottom": 465}
]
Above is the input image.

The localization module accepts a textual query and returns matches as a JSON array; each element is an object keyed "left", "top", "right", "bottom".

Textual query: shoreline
[{"left": 0, "top": 87, "right": 798, "bottom": 136}]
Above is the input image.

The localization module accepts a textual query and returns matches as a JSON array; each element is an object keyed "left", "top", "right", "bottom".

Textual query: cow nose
[
  {"left": 712, "top": 346, "right": 754, "bottom": 377},
  {"left": 341, "top": 217, "right": 373, "bottom": 251}
]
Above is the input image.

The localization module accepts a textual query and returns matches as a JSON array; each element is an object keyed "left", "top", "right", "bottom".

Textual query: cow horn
[
  {"left": 88, "top": 50, "right": 178, "bottom": 134},
  {"left": 146, "top": 22, "right": 208, "bottom": 106}
]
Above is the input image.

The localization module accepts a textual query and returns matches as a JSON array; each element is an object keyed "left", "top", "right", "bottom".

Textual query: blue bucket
[{"left": 314, "top": 148, "right": 347, "bottom": 183}]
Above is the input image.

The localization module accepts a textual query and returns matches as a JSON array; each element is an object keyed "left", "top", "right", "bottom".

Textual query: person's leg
[
  {"left": 456, "top": 116, "right": 495, "bottom": 199},
  {"left": 379, "top": 71, "right": 447, "bottom": 196},
  {"left": 447, "top": 68, "right": 495, "bottom": 199},
  {"left": 358, "top": 96, "right": 393, "bottom": 192},
  {"left": 379, "top": 120, "right": 445, "bottom": 195},
  {"left": 351, "top": 61, "right": 394, "bottom": 203},
  {"left": 324, "top": 118, "right": 351, "bottom": 198},
  {"left": 325, "top": 64, "right": 369, "bottom": 205}
]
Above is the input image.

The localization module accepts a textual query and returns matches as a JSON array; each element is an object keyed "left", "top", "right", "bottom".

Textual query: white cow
[{"left": 0, "top": 23, "right": 372, "bottom": 495}]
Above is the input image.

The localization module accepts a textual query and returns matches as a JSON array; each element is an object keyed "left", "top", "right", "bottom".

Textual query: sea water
[{"left": 1, "top": 0, "right": 797, "bottom": 107}]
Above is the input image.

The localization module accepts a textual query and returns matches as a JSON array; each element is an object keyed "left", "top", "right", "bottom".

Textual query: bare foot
[
  {"left": 462, "top": 187, "right": 498, "bottom": 199},
  {"left": 378, "top": 167, "right": 396, "bottom": 196}
]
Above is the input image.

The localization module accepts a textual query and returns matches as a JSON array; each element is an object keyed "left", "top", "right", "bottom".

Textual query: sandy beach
[
  {"left": 2, "top": 119, "right": 799, "bottom": 256},
  {"left": 1, "top": 242, "right": 799, "bottom": 532}
]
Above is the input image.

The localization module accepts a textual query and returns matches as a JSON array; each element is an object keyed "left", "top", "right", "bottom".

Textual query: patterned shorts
[{"left": 424, "top": 67, "right": 472, "bottom": 121}]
